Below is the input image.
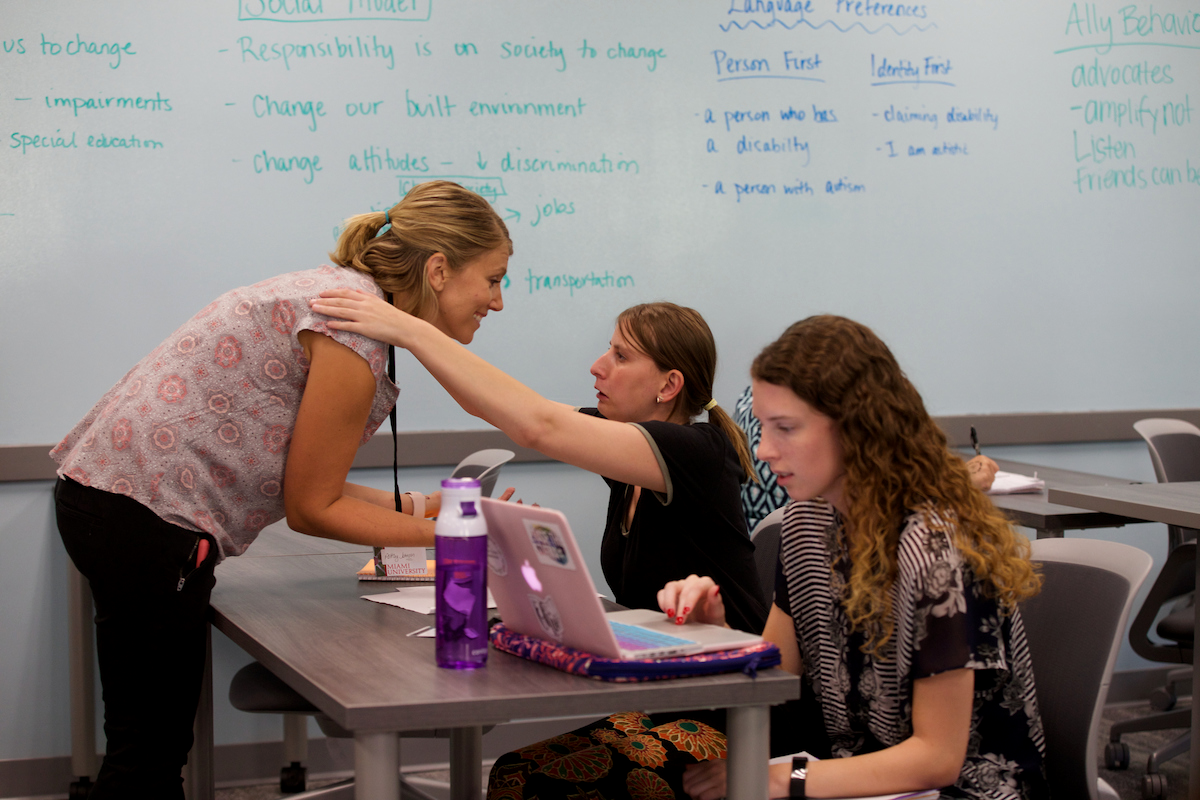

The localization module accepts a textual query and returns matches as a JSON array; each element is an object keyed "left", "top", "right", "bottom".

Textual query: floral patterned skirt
[{"left": 487, "top": 712, "right": 727, "bottom": 800}]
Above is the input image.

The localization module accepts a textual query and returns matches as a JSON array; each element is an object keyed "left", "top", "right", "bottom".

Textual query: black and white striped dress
[{"left": 776, "top": 500, "right": 1048, "bottom": 800}]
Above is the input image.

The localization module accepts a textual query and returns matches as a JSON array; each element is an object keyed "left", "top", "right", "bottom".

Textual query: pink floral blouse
[{"left": 51, "top": 266, "right": 399, "bottom": 559}]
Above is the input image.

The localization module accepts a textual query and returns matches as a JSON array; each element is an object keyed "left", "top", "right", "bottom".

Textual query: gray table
[
  {"left": 209, "top": 550, "right": 799, "bottom": 800},
  {"left": 70, "top": 458, "right": 1140, "bottom": 798},
  {"left": 1047, "top": 481, "right": 1200, "bottom": 799},
  {"left": 68, "top": 462, "right": 1142, "bottom": 796},
  {"left": 987, "top": 459, "right": 1142, "bottom": 538}
]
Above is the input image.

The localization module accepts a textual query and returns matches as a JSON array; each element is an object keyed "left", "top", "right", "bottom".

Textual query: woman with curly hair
[{"left": 664, "top": 314, "right": 1047, "bottom": 799}]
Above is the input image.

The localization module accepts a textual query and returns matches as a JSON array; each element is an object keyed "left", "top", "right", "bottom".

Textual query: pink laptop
[{"left": 480, "top": 498, "right": 762, "bottom": 660}]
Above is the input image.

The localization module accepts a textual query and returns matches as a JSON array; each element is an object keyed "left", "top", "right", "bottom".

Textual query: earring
[{"left": 656, "top": 396, "right": 662, "bottom": 404}]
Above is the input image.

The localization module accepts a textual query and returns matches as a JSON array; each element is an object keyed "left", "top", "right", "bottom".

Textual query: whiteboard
[{"left": 3, "top": 0, "right": 1198, "bottom": 446}]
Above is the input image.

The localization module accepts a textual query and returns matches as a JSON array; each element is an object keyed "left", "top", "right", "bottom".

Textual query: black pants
[{"left": 55, "top": 477, "right": 217, "bottom": 800}]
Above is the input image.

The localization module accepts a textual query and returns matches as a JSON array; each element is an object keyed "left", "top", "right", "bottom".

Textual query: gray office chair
[
  {"left": 229, "top": 663, "right": 455, "bottom": 800},
  {"left": 450, "top": 448, "right": 515, "bottom": 500},
  {"left": 1022, "top": 537, "right": 1152, "bottom": 800},
  {"left": 1102, "top": 419, "right": 1199, "bottom": 799},
  {"left": 749, "top": 507, "right": 785, "bottom": 608},
  {"left": 229, "top": 450, "right": 512, "bottom": 794},
  {"left": 1134, "top": 418, "right": 1200, "bottom": 551}
]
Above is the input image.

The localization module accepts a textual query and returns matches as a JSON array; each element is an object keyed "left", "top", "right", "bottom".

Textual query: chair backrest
[
  {"left": 1022, "top": 537, "right": 1152, "bottom": 800},
  {"left": 1134, "top": 419, "right": 1200, "bottom": 553},
  {"left": 450, "top": 448, "right": 515, "bottom": 498},
  {"left": 749, "top": 507, "right": 785, "bottom": 608},
  {"left": 1132, "top": 418, "right": 1200, "bottom": 484}
]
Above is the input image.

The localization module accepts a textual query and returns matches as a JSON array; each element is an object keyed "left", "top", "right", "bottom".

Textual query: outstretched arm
[{"left": 311, "top": 290, "right": 669, "bottom": 492}]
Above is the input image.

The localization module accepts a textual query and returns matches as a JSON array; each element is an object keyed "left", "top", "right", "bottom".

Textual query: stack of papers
[
  {"left": 985, "top": 470, "right": 1046, "bottom": 495},
  {"left": 362, "top": 585, "right": 497, "bottom": 614}
]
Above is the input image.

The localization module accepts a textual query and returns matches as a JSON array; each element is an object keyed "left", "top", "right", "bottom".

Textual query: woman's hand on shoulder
[
  {"left": 658, "top": 574, "right": 727, "bottom": 628},
  {"left": 310, "top": 289, "right": 419, "bottom": 348}
]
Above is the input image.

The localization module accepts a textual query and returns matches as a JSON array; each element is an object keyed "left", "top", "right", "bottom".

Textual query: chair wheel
[
  {"left": 1142, "top": 772, "right": 1168, "bottom": 800},
  {"left": 68, "top": 777, "right": 93, "bottom": 799},
  {"left": 281, "top": 762, "right": 307, "bottom": 793},
  {"left": 1105, "top": 741, "right": 1130, "bottom": 770},
  {"left": 1148, "top": 686, "right": 1177, "bottom": 711}
]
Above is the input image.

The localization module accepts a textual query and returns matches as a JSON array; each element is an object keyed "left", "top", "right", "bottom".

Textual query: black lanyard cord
[{"left": 384, "top": 292, "right": 401, "bottom": 513}]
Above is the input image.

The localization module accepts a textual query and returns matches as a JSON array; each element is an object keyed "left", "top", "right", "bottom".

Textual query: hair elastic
[
  {"left": 376, "top": 209, "right": 392, "bottom": 238},
  {"left": 703, "top": 399, "right": 719, "bottom": 411}
]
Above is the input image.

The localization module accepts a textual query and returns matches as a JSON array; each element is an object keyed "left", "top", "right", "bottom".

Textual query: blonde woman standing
[{"left": 52, "top": 181, "right": 511, "bottom": 799}]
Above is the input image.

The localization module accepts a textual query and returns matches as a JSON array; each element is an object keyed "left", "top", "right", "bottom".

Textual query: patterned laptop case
[{"left": 490, "top": 623, "right": 781, "bottom": 682}]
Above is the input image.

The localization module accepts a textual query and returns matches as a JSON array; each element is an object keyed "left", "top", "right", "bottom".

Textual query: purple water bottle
[{"left": 435, "top": 478, "right": 488, "bottom": 669}]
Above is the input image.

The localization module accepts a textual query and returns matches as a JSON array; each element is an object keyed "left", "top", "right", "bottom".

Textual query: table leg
[
  {"left": 68, "top": 560, "right": 98, "bottom": 790},
  {"left": 1032, "top": 527, "right": 1063, "bottom": 540},
  {"left": 355, "top": 731, "right": 400, "bottom": 800},
  {"left": 725, "top": 705, "right": 770, "bottom": 800},
  {"left": 1191, "top": 553, "right": 1199, "bottom": 798},
  {"left": 449, "top": 726, "right": 482, "bottom": 800}
]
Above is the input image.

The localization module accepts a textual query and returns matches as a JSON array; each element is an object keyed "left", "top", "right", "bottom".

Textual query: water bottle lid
[
  {"left": 460, "top": 501, "right": 477, "bottom": 517},
  {"left": 441, "top": 477, "right": 481, "bottom": 490}
]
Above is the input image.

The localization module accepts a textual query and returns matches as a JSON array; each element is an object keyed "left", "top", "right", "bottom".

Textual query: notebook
[
  {"left": 357, "top": 557, "right": 435, "bottom": 582},
  {"left": 985, "top": 470, "right": 1046, "bottom": 495},
  {"left": 480, "top": 498, "right": 763, "bottom": 660}
]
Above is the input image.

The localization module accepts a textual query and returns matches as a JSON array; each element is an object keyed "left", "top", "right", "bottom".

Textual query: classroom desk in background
[
  {"left": 986, "top": 458, "right": 1143, "bottom": 538},
  {"left": 1048, "top": 481, "right": 1200, "bottom": 799},
  {"left": 206, "top": 549, "right": 799, "bottom": 800}
]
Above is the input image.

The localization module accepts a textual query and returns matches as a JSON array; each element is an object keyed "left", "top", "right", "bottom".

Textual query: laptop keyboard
[{"left": 610, "top": 621, "right": 697, "bottom": 652}]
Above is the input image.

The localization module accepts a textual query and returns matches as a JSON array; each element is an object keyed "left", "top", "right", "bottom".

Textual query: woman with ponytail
[
  {"left": 50, "top": 181, "right": 511, "bottom": 799},
  {"left": 311, "top": 294, "right": 769, "bottom": 634}
]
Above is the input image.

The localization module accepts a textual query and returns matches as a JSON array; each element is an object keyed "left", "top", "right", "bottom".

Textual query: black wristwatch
[{"left": 790, "top": 756, "right": 808, "bottom": 799}]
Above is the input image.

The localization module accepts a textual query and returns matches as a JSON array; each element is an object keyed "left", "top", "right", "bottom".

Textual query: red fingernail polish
[
  {"left": 682, "top": 607, "right": 690, "bottom": 615},
  {"left": 667, "top": 608, "right": 675, "bottom": 618},
  {"left": 676, "top": 617, "right": 684, "bottom": 625}
]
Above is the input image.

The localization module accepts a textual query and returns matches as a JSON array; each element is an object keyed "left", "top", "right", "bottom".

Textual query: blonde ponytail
[{"left": 329, "top": 181, "right": 511, "bottom": 319}]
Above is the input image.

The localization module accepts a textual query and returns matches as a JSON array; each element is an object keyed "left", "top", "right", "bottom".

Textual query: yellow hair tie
[{"left": 703, "top": 399, "right": 718, "bottom": 411}]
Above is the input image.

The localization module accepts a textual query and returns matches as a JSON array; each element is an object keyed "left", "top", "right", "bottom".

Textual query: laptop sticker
[
  {"left": 524, "top": 520, "right": 577, "bottom": 570},
  {"left": 528, "top": 593, "right": 564, "bottom": 641},
  {"left": 487, "top": 536, "right": 508, "bottom": 576}
]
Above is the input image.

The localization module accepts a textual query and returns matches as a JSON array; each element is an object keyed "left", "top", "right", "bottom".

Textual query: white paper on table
[
  {"left": 361, "top": 585, "right": 496, "bottom": 614},
  {"left": 767, "top": 753, "right": 938, "bottom": 800},
  {"left": 985, "top": 470, "right": 1046, "bottom": 495}
]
